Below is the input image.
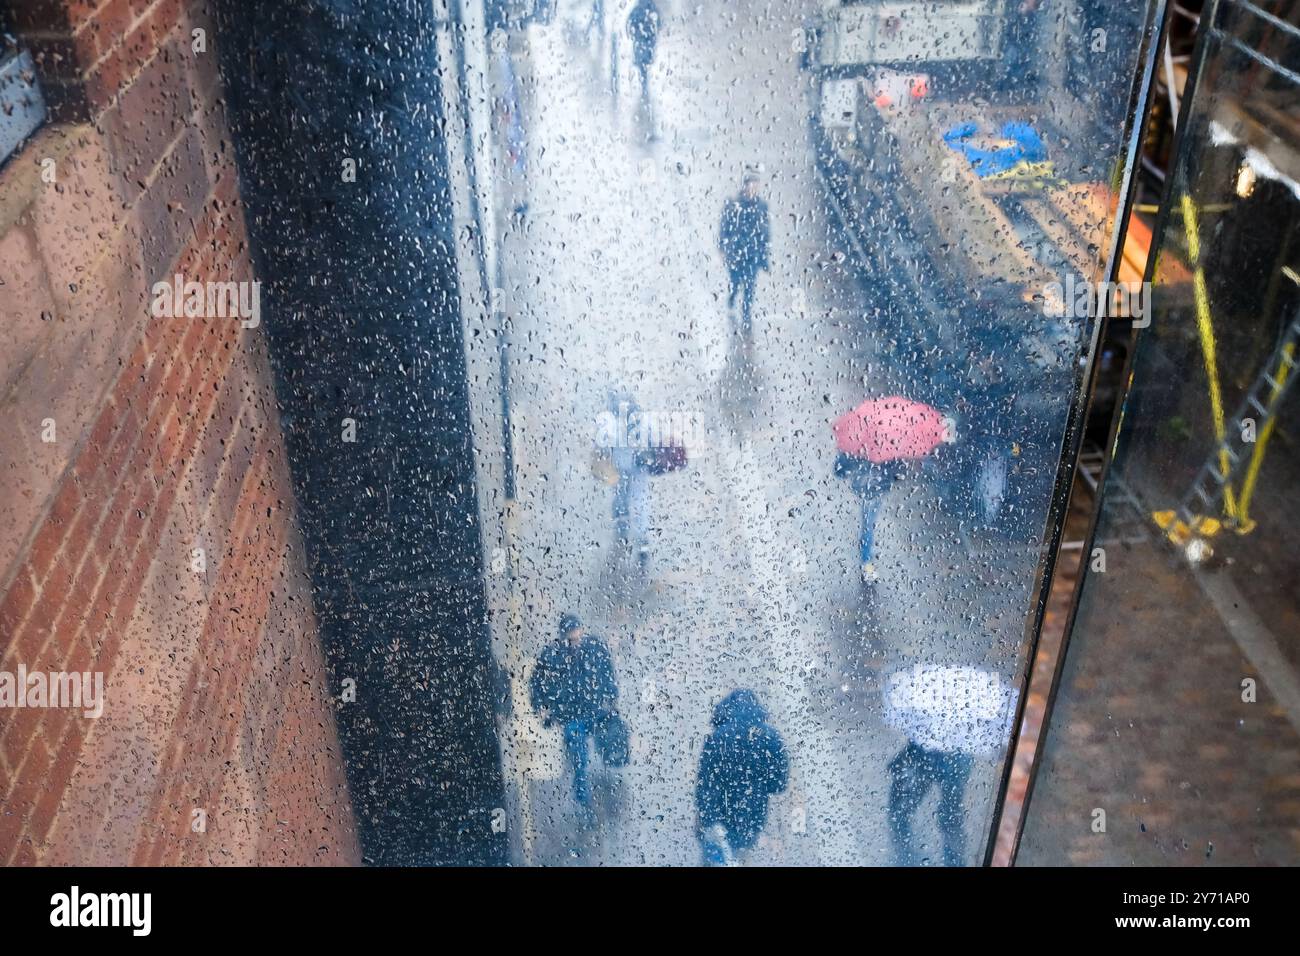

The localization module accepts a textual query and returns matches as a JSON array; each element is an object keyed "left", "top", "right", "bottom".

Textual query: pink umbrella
[{"left": 833, "top": 396, "right": 948, "bottom": 463}]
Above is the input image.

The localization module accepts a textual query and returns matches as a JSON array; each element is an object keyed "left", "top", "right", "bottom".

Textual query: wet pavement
[{"left": 482, "top": 0, "right": 1046, "bottom": 866}]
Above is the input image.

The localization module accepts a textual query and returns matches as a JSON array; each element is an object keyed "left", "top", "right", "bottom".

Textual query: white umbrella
[{"left": 882, "top": 664, "right": 1019, "bottom": 757}]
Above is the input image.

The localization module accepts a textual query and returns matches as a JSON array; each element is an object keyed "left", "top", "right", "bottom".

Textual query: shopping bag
[
  {"left": 636, "top": 443, "right": 688, "bottom": 476},
  {"left": 593, "top": 711, "right": 631, "bottom": 768}
]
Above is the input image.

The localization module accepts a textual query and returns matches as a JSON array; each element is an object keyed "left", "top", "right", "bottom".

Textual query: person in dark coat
[
  {"left": 718, "top": 172, "right": 771, "bottom": 341},
  {"left": 605, "top": 391, "right": 652, "bottom": 569},
  {"left": 626, "top": 0, "right": 660, "bottom": 104},
  {"left": 695, "top": 689, "right": 789, "bottom": 864},
  {"left": 530, "top": 614, "right": 619, "bottom": 820},
  {"left": 887, "top": 742, "right": 974, "bottom": 868}
]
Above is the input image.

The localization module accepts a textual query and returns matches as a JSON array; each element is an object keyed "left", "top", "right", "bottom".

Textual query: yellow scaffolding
[{"left": 1151, "top": 195, "right": 1297, "bottom": 552}]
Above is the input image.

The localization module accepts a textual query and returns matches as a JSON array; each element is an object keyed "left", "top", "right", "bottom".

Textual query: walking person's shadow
[
  {"left": 718, "top": 329, "right": 762, "bottom": 435},
  {"left": 559, "top": 768, "right": 626, "bottom": 865},
  {"left": 633, "top": 95, "right": 658, "bottom": 145},
  {"left": 599, "top": 544, "right": 651, "bottom": 604}
]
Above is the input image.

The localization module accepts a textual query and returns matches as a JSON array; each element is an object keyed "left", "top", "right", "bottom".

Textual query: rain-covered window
[
  {"left": 0, "top": 0, "right": 1180, "bottom": 870},
  {"left": 418, "top": 0, "right": 1160, "bottom": 866}
]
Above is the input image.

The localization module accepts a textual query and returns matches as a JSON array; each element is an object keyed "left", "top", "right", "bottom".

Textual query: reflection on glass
[
  {"left": 467, "top": 0, "right": 1158, "bottom": 865},
  {"left": 0, "top": 0, "right": 1163, "bottom": 867}
]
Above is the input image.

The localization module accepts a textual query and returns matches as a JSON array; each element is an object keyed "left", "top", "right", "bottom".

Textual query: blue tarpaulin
[{"left": 943, "top": 121, "right": 1048, "bottom": 178}]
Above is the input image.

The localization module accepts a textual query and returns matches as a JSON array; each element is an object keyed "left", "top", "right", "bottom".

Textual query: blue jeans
[
  {"left": 887, "top": 742, "right": 973, "bottom": 866},
  {"left": 860, "top": 495, "right": 884, "bottom": 564},
  {"left": 857, "top": 470, "right": 895, "bottom": 564},
  {"left": 728, "top": 267, "right": 758, "bottom": 337},
  {"left": 586, "top": 0, "right": 604, "bottom": 39},
  {"left": 563, "top": 718, "right": 595, "bottom": 807},
  {"left": 635, "top": 58, "right": 651, "bottom": 102},
  {"left": 612, "top": 470, "right": 649, "bottom": 556}
]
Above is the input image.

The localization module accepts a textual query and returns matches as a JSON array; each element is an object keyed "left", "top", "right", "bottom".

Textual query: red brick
[
  {"left": 25, "top": 519, "right": 65, "bottom": 590},
  {"left": 81, "top": 560, "right": 125, "bottom": 642},
  {"left": 85, "top": 402, "right": 121, "bottom": 461},
  {"left": 100, "top": 25, "right": 188, "bottom": 179},
  {"left": 30, "top": 722, "right": 85, "bottom": 842},
  {"left": 0, "top": 801, "right": 24, "bottom": 861},
  {"left": 83, "top": 0, "right": 136, "bottom": 64},
  {"left": 99, "top": 405, "right": 142, "bottom": 486},
  {"left": 84, "top": 44, "right": 127, "bottom": 111},
  {"left": 118, "top": 481, "right": 153, "bottom": 554},
  {"left": 60, "top": 504, "right": 101, "bottom": 573},
  {"left": 0, "top": 0, "right": 357, "bottom": 864},
  {"left": 148, "top": 415, "right": 181, "bottom": 476},
  {"left": 88, "top": 495, "right": 129, "bottom": 574},
  {"left": 5, "top": 728, "right": 50, "bottom": 808},
  {"left": 62, "top": 632, "right": 94, "bottom": 679},
  {"left": 3, "top": 590, "right": 58, "bottom": 672},
  {"left": 0, "top": 569, "right": 38, "bottom": 644},
  {"left": 38, "top": 548, "right": 74, "bottom": 613},
  {"left": 10, "top": 841, "right": 39, "bottom": 866},
  {"left": 47, "top": 477, "right": 86, "bottom": 531},
  {"left": 76, "top": 442, "right": 133, "bottom": 538},
  {"left": 24, "top": 743, "right": 65, "bottom": 842},
  {"left": 67, "top": 1, "right": 107, "bottom": 29},
  {"left": 138, "top": 0, "right": 183, "bottom": 63},
  {"left": 46, "top": 564, "right": 100, "bottom": 672},
  {"left": 0, "top": 701, "right": 45, "bottom": 778},
  {"left": 123, "top": 310, "right": 156, "bottom": 367}
]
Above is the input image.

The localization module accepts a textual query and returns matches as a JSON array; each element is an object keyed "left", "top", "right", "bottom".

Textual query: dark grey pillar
[{"left": 216, "top": 0, "right": 507, "bottom": 865}]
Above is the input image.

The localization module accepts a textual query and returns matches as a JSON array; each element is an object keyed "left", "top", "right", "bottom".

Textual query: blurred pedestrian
[
  {"left": 530, "top": 0, "right": 556, "bottom": 26},
  {"left": 833, "top": 397, "right": 956, "bottom": 584},
  {"left": 718, "top": 171, "right": 771, "bottom": 342},
  {"left": 530, "top": 614, "right": 620, "bottom": 825},
  {"left": 627, "top": 0, "right": 660, "bottom": 107},
  {"left": 835, "top": 453, "right": 901, "bottom": 584},
  {"left": 882, "top": 663, "right": 1017, "bottom": 866},
  {"left": 695, "top": 689, "right": 789, "bottom": 865},
  {"left": 598, "top": 391, "right": 653, "bottom": 570},
  {"left": 887, "top": 743, "right": 972, "bottom": 867},
  {"left": 586, "top": 0, "right": 606, "bottom": 44}
]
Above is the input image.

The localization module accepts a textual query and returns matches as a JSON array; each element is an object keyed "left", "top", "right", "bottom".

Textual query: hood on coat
[{"left": 711, "top": 689, "right": 767, "bottom": 729}]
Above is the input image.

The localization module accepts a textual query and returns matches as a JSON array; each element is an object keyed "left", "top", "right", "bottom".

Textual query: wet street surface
[{"left": 481, "top": 1, "right": 1044, "bottom": 865}]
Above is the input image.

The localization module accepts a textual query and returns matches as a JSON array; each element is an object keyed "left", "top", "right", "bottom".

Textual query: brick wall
[{"left": 0, "top": 0, "right": 360, "bottom": 865}]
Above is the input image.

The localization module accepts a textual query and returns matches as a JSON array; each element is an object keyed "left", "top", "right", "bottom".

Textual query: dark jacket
[
  {"left": 834, "top": 451, "right": 900, "bottom": 497},
  {"left": 719, "top": 195, "right": 771, "bottom": 274},
  {"left": 627, "top": 0, "right": 660, "bottom": 66},
  {"left": 529, "top": 636, "right": 618, "bottom": 725},
  {"left": 695, "top": 690, "right": 789, "bottom": 850}
]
